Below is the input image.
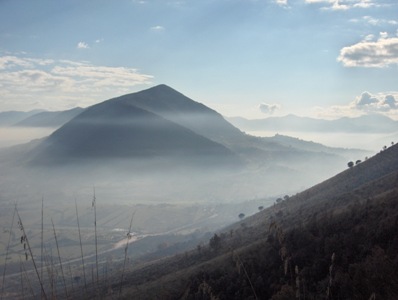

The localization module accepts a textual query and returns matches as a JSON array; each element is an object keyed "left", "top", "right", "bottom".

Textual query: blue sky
[{"left": 0, "top": 0, "right": 397, "bottom": 119}]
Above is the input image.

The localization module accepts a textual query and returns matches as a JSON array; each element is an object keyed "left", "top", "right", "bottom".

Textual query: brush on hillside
[
  {"left": 326, "top": 252, "right": 335, "bottom": 300},
  {"left": 119, "top": 211, "right": 136, "bottom": 298},
  {"left": 1, "top": 204, "right": 16, "bottom": 300},
  {"left": 51, "top": 218, "right": 68, "bottom": 299},
  {"left": 16, "top": 207, "right": 48, "bottom": 300}
]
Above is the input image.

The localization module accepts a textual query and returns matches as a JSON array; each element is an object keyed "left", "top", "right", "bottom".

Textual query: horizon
[{"left": 1, "top": 0, "right": 397, "bottom": 120}]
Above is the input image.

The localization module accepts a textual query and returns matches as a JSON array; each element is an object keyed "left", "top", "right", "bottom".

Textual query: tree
[
  {"left": 258, "top": 206, "right": 264, "bottom": 211},
  {"left": 239, "top": 213, "right": 245, "bottom": 220},
  {"left": 347, "top": 161, "right": 354, "bottom": 168},
  {"left": 276, "top": 198, "right": 283, "bottom": 204},
  {"left": 355, "top": 160, "right": 362, "bottom": 165}
]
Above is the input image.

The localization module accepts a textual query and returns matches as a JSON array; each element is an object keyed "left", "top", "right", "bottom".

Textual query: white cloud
[
  {"left": 150, "top": 25, "right": 165, "bottom": 31},
  {"left": 353, "top": 91, "right": 398, "bottom": 111},
  {"left": 259, "top": 103, "right": 281, "bottom": 115},
  {"left": 77, "top": 41, "right": 89, "bottom": 49},
  {"left": 0, "top": 55, "right": 153, "bottom": 111},
  {"left": 337, "top": 35, "right": 398, "bottom": 67},
  {"left": 275, "top": 0, "right": 288, "bottom": 6}
]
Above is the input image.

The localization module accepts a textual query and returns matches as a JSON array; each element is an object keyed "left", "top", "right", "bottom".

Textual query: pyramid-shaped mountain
[{"left": 30, "top": 85, "right": 239, "bottom": 165}]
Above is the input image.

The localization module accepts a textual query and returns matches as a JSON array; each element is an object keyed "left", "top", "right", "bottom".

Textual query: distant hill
[
  {"left": 95, "top": 143, "right": 398, "bottom": 299},
  {"left": 14, "top": 107, "right": 84, "bottom": 128},
  {"left": 228, "top": 113, "right": 398, "bottom": 133}
]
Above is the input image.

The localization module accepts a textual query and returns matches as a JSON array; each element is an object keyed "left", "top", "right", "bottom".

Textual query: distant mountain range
[
  {"left": 0, "top": 108, "right": 84, "bottom": 128},
  {"left": 228, "top": 114, "right": 398, "bottom": 133},
  {"left": 0, "top": 109, "right": 45, "bottom": 126}
]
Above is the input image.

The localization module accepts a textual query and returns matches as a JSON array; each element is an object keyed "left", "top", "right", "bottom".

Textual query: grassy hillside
[{"left": 90, "top": 143, "right": 398, "bottom": 300}]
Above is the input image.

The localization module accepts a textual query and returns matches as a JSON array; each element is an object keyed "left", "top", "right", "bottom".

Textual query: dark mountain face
[
  {"left": 111, "top": 84, "right": 244, "bottom": 143},
  {"left": 30, "top": 86, "right": 237, "bottom": 166}
]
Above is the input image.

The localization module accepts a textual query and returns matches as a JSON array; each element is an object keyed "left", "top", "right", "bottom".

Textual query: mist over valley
[{"left": 0, "top": 85, "right": 395, "bottom": 299}]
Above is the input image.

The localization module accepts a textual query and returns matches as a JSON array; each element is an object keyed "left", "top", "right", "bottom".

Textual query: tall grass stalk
[
  {"left": 20, "top": 259, "right": 35, "bottom": 299},
  {"left": 41, "top": 198, "right": 44, "bottom": 300},
  {"left": 43, "top": 246, "right": 54, "bottom": 300},
  {"left": 92, "top": 187, "right": 99, "bottom": 287},
  {"left": 119, "top": 211, "right": 136, "bottom": 298},
  {"left": 75, "top": 199, "right": 87, "bottom": 293},
  {"left": 1, "top": 204, "right": 16, "bottom": 300},
  {"left": 233, "top": 250, "right": 258, "bottom": 300},
  {"left": 16, "top": 207, "right": 47, "bottom": 300},
  {"left": 51, "top": 218, "right": 68, "bottom": 299},
  {"left": 68, "top": 264, "right": 75, "bottom": 296},
  {"left": 19, "top": 258, "right": 24, "bottom": 300}
]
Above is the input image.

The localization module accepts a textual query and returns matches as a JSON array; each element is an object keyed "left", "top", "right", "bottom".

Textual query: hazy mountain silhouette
[
  {"left": 228, "top": 113, "right": 398, "bottom": 133},
  {"left": 30, "top": 86, "right": 237, "bottom": 165},
  {"left": 14, "top": 107, "right": 84, "bottom": 128}
]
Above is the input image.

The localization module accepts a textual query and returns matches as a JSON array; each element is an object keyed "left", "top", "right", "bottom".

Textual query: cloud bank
[
  {"left": 354, "top": 91, "right": 397, "bottom": 111},
  {"left": 338, "top": 34, "right": 398, "bottom": 67},
  {"left": 0, "top": 55, "right": 153, "bottom": 111},
  {"left": 313, "top": 91, "right": 398, "bottom": 119}
]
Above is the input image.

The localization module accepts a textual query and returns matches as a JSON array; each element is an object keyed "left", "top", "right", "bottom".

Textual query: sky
[{"left": 0, "top": 0, "right": 398, "bottom": 120}]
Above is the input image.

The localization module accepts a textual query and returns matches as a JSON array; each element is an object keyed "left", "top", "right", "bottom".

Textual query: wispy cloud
[
  {"left": 275, "top": 0, "right": 288, "bottom": 7},
  {"left": 150, "top": 25, "right": 165, "bottom": 31},
  {"left": 337, "top": 33, "right": 398, "bottom": 67},
  {"left": 305, "top": 0, "right": 380, "bottom": 11},
  {"left": 0, "top": 55, "right": 153, "bottom": 111},
  {"left": 350, "top": 16, "right": 398, "bottom": 26}
]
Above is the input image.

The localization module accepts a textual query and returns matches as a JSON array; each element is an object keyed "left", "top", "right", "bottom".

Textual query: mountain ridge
[{"left": 228, "top": 113, "right": 398, "bottom": 133}]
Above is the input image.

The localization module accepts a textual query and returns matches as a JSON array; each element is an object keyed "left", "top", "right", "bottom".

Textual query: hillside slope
[{"left": 95, "top": 143, "right": 398, "bottom": 300}]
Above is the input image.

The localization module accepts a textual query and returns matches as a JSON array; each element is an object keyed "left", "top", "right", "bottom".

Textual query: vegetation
[{"left": 105, "top": 143, "right": 398, "bottom": 299}]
